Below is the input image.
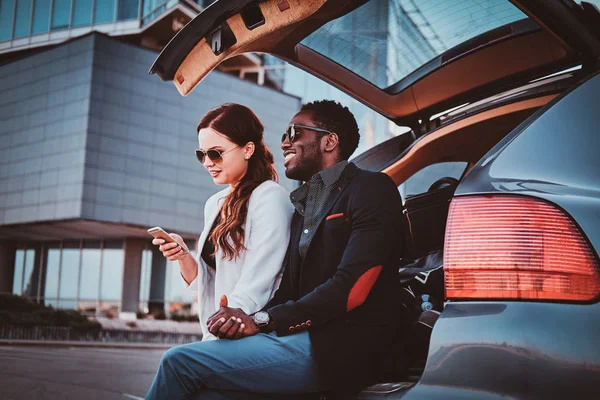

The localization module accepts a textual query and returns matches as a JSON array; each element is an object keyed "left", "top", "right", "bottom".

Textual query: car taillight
[{"left": 444, "top": 196, "right": 600, "bottom": 301}]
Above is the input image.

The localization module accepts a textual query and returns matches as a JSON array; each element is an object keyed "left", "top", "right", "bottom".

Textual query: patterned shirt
[{"left": 290, "top": 160, "right": 349, "bottom": 259}]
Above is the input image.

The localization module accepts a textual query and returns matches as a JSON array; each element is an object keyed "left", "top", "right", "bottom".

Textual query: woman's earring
[{"left": 244, "top": 155, "right": 249, "bottom": 160}]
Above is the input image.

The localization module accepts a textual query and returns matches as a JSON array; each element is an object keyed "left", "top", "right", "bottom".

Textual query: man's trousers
[{"left": 145, "top": 331, "right": 327, "bottom": 399}]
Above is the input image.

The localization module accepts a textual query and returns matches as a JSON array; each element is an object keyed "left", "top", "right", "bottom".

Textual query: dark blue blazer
[{"left": 266, "top": 163, "right": 411, "bottom": 393}]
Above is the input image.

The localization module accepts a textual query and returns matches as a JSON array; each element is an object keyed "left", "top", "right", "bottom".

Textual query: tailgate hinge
[{"left": 207, "top": 22, "right": 237, "bottom": 56}]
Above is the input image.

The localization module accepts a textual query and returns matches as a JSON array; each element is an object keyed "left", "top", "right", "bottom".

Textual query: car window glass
[
  {"left": 578, "top": 0, "right": 600, "bottom": 7},
  {"left": 301, "top": 0, "right": 529, "bottom": 89},
  {"left": 399, "top": 161, "right": 467, "bottom": 199}
]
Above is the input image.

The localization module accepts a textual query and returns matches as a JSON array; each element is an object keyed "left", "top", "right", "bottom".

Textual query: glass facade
[
  {"left": 12, "top": 240, "right": 126, "bottom": 316},
  {"left": 141, "top": 0, "right": 177, "bottom": 25},
  {"left": 141, "top": 0, "right": 205, "bottom": 26},
  {"left": 32, "top": 1, "right": 51, "bottom": 34},
  {"left": 11, "top": 240, "right": 194, "bottom": 317},
  {"left": 99, "top": 241, "right": 123, "bottom": 315},
  {"left": 13, "top": 0, "right": 33, "bottom": 38},
  {"left": 302, "top": 0, "right": 528, "bottom": 89},
  {"left": 51, "top": 0, "right": 71, "bottom": 30},
  {"left": 118, "top": 0, "right": 140, "bottom": 20},
  {"left": 138, "top": 248, "right": 153, "bottom": 313},
  {"left": 0, "top": 0, "right": 16, "bottom": 41},
  {"left": 94, "top": 0, "right": 116, "bottom": 24},
  {"left": 0, "top": 0, "right": 142, "bottom": 42},
  {"left": 72, "top": 0, "right": 93, "bottom": 28}
]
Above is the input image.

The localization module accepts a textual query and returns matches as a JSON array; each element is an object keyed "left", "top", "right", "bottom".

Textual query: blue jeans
[{"left": 145, "top": 331, "right": 326, "bottom": 400}]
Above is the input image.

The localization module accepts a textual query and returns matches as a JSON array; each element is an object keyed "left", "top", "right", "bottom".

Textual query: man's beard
[{"left": 285, "top": 144, "right": 323, "bottom": 182}]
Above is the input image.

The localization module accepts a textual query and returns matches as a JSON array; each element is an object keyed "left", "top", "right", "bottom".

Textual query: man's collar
[
  {"left": 318, "top": 160, "right": 349, "bottom": 187},
  {"left": 290, "top": 183, "right": 308, "bottom": 204},
  {"left": 289, "top": 160, "right": 349, "bottom": 206}
]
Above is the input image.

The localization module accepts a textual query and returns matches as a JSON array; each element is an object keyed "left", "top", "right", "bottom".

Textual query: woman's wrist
[
  {"left": 179, "top": 254, "right": 198, "bottom": 284},
  {"left": 180, "top": 252, "right": 195, "bottom": 264}
]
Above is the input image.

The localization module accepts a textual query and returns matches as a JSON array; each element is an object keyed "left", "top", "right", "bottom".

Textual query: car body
[{"left": 149, "top": 0, "right": 600, "bottom": 398}]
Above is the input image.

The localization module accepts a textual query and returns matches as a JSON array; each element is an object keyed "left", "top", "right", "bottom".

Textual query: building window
[
  {"left": 139, "top": 247, "right": 153, "bottom": 313},
  {"left": 11, "top": 249, "right": 25, "bottom": 295},
  {"left": 94, "top": 0, "right": 116, "bottom": 24},
  {"left": 164, "top": 242, "right": 195, "bottom": 315},
  {"left": 142, "top": 0, "right": 178, "bottom": 26},
  {"left": 51, "top": 0, "right": 72, "bottom": 31},
  {"left": 13, "top": 0, "right": 32, "bottom": 38},
  {"left": 78, "top": 241, "right": 101, "bottom": 313},
  {"left": 72, "top": 0, "right": 93, "bottom": 28},
  {"left": 99, "top": 240, "right": 124, "bottom": 317},
  {"left": 117, "top": 0, "right": 139, "bottom": 21},
  {"left": 44, "top": 245, "right": 61, "bottom": 305},
  {"left": 166, "top": 259, "right": 187, "bottom": 304},
  {"left": 9, "top": 240, "right": 201, "bottom": 319},
  {"left": 142, "top": 0, "right": 164, "bottom": 17},
  {"left": 32, "top": 0, "right": 51, "bottom": 34},
  {"left": 12, "top": 247, "right": 42, "bottom": 297},
  {"left": 0, "top": 0, "right": 16, "bottom": 41},
  {"left": 12, "top": 240, "right": 126, "bottom": 316},
  {"left": 58, "top": 242, "right": 80, "bottom": 309},
  {"left": 23, "top": 249, "right": 37, "bottom": 297}
]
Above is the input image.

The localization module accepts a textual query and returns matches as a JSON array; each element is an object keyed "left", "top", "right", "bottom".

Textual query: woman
[{"left": 152, "top": 103, "right": 293, "bottom": 340}]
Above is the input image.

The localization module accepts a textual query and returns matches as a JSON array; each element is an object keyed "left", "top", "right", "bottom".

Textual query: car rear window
[
  {"left": 301, "top": 0, "right": 529, "bottom": 89},
  {"left": 399, "top": 161, "right": 467, "bottom": 199}
]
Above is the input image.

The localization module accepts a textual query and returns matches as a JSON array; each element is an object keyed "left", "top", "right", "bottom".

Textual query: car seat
[{"left": 403, "top": 177, "right": 459, "bottom": 258}]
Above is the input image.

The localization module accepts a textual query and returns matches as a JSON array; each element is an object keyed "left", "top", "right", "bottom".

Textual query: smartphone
[{"left": 147, "top": 226, "right": 176, "bottom": 243}]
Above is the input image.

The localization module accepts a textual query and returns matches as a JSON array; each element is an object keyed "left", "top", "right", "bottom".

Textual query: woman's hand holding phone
[
  {"left": 148, "top": 227, "right": 198, "bottom": 284},
  {"left": 152, "top": 231, "right": 190, "bottom": 262}
]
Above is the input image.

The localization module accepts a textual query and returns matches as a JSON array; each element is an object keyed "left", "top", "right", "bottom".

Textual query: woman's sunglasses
[
  {"left": 281, "top": 124, "right": 332, "bottom": 144},
  {"left": 195, "top": 145, "right": 239, "bottom": 164}
]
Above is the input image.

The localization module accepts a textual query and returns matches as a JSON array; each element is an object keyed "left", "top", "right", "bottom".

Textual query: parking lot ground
[{"left": 0, "top": 345, "right": 166, "bottom": 400}]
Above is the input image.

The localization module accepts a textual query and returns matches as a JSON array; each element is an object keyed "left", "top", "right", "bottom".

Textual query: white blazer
[{"left": 184, "top": 180, "right": 293, "bottom": 340}]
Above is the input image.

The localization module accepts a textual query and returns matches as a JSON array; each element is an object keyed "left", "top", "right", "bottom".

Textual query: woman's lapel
[{"left": 198, "top": 189, "right": 229, "bottom": 261}]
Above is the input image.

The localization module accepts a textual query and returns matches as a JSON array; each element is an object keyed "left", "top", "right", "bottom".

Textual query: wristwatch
[{"left": 252, "top": 311, "right": 271, "bottom": 332}]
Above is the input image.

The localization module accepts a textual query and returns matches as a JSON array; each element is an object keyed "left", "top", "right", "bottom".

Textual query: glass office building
[
  {"left": 0, "top": 1, "right": 209, "bottom": 43},
  {"left": 0, "top": 0, "right": 298, "bottom": 320}
]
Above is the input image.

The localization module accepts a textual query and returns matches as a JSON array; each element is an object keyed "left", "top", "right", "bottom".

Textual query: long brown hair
[{"left": 197, "top": 103, "right": 278, "bottom": 260}]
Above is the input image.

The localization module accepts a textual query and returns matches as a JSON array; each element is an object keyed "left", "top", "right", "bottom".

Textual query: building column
[
  {"left": 149, "top": 245, "right": 166, "bottom": 317},
  {"left": 0, "top": 242, "right": 17, "bottom": 293},
  {"left": 120, "top": 239, "right": 145, "bottom": 320}
]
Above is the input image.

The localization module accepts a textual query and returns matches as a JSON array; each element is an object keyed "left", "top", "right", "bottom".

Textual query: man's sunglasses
[
  {"left": 281, "top": 124, "right": 332, "bottom": 144},
  {"left": 195, "top": 145, "right": 239, "bottom": 164}
]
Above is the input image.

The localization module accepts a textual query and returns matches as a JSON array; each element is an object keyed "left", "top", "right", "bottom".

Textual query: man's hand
[{"left": 207, "top": 295, "right": 260, "bottom": 339}]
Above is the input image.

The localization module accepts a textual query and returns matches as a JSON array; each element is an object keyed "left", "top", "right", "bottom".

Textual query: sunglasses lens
[
  {"left": 195, "top": 151, "right": 205, "bottom": 164},
  {"left": 207, "top": 150, "right": 222, "bottom": 162},
  {"left": 282, "top": 127, "right": 296, "bottom": 144}
]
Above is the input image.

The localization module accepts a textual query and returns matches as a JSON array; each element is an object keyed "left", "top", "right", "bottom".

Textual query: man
[{"left": 145, "top": 100, "right": 410, "bottom": 399}]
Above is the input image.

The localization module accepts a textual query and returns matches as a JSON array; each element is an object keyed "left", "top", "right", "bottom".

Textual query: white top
[{"left": 184, "top": 180, "right": 294, "bottom": 340}]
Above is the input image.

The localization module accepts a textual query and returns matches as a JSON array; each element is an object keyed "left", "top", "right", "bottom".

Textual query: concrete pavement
[
  {"left": 0, "top": 339, "right": 172, "bottom": 350},
  {"left": 0, "top": 345, "right": 166, "bottom": 400}
]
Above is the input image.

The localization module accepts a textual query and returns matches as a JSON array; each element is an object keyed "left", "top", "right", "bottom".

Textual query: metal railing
[{"left": 0, "top": 325, "right": 201, "bottom": 344}]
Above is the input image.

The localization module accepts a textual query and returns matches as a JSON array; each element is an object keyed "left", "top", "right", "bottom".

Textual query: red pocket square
[{"left": 326, "top": 213, "right": 345, "bottom": 220}]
